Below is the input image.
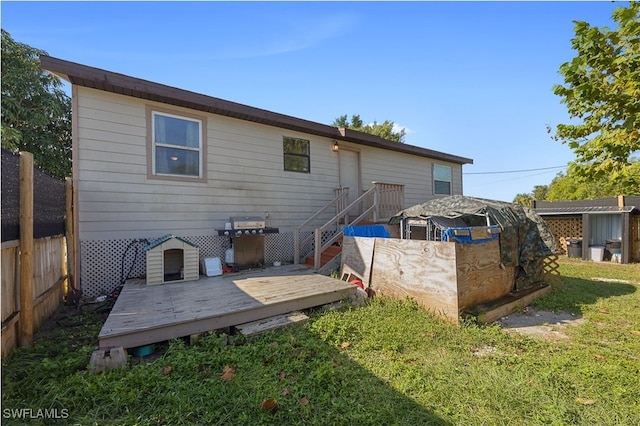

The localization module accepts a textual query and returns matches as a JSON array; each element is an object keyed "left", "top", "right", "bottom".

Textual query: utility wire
[
  {"left": 463, "top": 165, "right": 566, "bottom": 175},
  {"left": 464, "top": 169, "right": 565, "bottom": 188}
]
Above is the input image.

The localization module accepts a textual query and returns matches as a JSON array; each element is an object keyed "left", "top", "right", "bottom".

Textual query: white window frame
[
  {"left": 147, "top": 107, "right": 206, "bottom": 182},
  {"left": 433, "top": 164, "right": 452, "bottom": 195}
]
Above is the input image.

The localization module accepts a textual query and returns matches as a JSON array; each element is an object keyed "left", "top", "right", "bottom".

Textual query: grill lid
[{"left": 229, "top": 216, "right": 266, "bottom": 229}]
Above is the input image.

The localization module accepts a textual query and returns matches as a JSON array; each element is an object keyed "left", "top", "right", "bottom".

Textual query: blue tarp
[
  {"left": 344, "top": 225, "right": 390, "bottom": 238},
  {"left": 442, "top": 226, "right": 500, "bottom": 244}
]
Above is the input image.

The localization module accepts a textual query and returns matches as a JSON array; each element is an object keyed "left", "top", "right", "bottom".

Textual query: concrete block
[{"left": 89, "top": 346, "right": 128, "bottom": 374}]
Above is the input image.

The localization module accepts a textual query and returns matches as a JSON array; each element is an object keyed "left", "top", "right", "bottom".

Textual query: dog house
[{"left": 146, "top": 235, "right": 199, "bottom": 285}]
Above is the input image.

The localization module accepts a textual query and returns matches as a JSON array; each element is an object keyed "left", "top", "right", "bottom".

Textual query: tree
[
  {"left": 532, "top": 185, "right": 549, "bottom": 201},
  {"left": 513, "top": 185, "right": 548, "bottom": 206},
  {"left": 512, "top": 192, "right": 533, "bottom": 207},
  {"left": 546, "top": 159, "right": 640, "bottom": 200},
  {"left": 1, "top": 29, "right": 71, "bottom": 178},
  {"left": 550, "top": 2, "right": 640, "bottom": 195},
  {"left": 332, "top": 114, "right": 406, "bottom": 143}
]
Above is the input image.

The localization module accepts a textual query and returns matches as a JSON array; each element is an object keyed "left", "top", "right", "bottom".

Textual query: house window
[
  {"left": 152, "top": 111, "right": 203, "bottom": 178},
  {"left": 283, "top": 136, "right": 310, "bottom": 173},
  {"left": 434, "top": 164, "right": 452, "bottom": 195}
]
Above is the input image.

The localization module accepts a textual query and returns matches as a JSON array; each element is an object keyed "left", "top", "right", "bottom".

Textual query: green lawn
[{"left": 2, "top": 258, "right": 639, "bottom": 425}]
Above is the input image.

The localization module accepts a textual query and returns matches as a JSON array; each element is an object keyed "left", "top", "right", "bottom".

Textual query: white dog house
[{"left": 146, "top": 235, "right": 199, "bottom": 285}]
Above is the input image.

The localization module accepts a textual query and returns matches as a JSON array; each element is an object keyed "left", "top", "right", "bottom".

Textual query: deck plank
[{"left": 98, "top": 265, "right": 355, "bottom": 348}]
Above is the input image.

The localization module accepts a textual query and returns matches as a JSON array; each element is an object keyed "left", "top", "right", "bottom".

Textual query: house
[
  {"left": 40, "top": 56, "right": 473, "bottom": 298},
  {"left": 533, "top": 196, "right": 640, "bottom": 264}
]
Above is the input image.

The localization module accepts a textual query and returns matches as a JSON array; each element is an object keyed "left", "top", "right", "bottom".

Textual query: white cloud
[{"left": 393, "top": 123, "right": 414, "bottom": 134}]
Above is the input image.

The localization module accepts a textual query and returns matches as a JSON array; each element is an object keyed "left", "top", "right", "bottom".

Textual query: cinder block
[{"left": 89, "top": 346, "right": 128, "bottom": 374}]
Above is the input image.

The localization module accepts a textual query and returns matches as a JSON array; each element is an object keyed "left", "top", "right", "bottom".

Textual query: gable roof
[
  {"left": 146, "top": 235, "right": 198, "bottom": 251},
  {"left": 40, "top": 55, "right": 473, "bottom": 165}
]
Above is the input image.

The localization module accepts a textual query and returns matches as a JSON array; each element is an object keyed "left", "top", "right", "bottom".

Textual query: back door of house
[{"left": 339, "top": 149, "right": 361, "bottom": 215}]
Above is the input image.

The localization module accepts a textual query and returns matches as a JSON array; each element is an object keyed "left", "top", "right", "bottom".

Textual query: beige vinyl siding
[
  {"left": 76, "top": 88, "right": 340, "bottom": 240},
  {"left": 76, "top": 87, "right": 467, "bottom": 241},
  {"left": 339, "top": 141, "right": 464, "bottom": 208}
]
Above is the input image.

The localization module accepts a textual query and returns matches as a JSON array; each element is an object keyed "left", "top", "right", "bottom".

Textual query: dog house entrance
[{"left": 164, "top": 248, "right": 184, "bottom": 282}]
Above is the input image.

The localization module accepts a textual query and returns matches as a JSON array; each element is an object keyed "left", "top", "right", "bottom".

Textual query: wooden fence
[{"left": 1, "top": 152, "right": 72, "bottom": 357}]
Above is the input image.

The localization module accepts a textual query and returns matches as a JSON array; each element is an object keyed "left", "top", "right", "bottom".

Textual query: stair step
[{"left": 304, "top": 245, "right": 343, "bottom": 268}]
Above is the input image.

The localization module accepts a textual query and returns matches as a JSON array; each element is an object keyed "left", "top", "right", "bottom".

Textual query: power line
[{"left": 463, "top": 165, "right": 566, "bottom": 175}]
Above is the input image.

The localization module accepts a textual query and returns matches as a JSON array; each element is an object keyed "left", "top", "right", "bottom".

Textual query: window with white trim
[
  {"left": 433, "top": 164, "right": 452, "bottom": 195},
  {"left": 152, "top": 111, "right": 203, "bottom": 178}
]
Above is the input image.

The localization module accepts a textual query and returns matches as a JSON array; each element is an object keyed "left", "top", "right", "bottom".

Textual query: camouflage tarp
[{"left": 390, "top": 195, "right": 559, "bottom": 290}]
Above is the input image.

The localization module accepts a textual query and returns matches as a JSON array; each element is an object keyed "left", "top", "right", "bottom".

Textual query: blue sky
[{"left": 2, "top": 1, "right": 625, "bottom": 202}]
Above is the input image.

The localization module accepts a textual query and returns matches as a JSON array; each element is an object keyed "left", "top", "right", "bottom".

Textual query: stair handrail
[
  {"left": 296, "top": 182, "right": 405, "bottom": 269},
  {"left": 311, "top": 186, "right": 378, "bottom": 269},
  {"left": 294, "top": 189, "right": 349, "bottom": 264}
]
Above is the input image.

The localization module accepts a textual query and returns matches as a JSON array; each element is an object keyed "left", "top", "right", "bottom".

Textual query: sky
[{"left": 1, "top": 1, "right": 626, "bottom": 202}]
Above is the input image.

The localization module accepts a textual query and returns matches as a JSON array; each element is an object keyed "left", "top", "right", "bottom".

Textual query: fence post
[
  {"left": 293, "top": 228, "right": 300, "bottom": 265},
  {"left": 373, "top": 183, "right": 380, "bottom": 223},
  {"left": 314, "top": 228, "right": 321, "bottom": 269},
  {"left": 65, "top": 178, "right": 75, "bottom": 289},
  {"left": 19, "top": 152, "right": 34, "bottom": 346}
]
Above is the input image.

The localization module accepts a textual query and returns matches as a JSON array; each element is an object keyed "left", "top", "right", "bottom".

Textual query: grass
[{"left": 2, "top": 258, "right": 639, "bottom": 425}]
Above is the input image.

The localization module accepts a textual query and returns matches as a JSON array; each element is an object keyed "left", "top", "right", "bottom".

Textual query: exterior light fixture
[
  {"left": 332, "top": 141, "right": 339, "bottom": 152},
  {"left": 170, "top": 156, "right": 178, "bottom": 161}
]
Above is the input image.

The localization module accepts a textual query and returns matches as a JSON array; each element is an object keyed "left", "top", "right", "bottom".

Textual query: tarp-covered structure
[{"left": 390, "top": 195, "right": 559, "bottom": 290}]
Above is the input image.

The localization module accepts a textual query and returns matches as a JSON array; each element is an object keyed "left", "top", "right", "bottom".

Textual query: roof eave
[{"left": 40, "top": 55, "right": 473, "bottom": 165}]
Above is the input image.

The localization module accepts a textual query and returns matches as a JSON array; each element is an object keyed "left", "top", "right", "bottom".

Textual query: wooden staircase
[
  {"left": 294, "top": 182, "right": 405, "bottom": 270},
  {"left": 303, "top": 239, "right": 342, "bottom": 269}
]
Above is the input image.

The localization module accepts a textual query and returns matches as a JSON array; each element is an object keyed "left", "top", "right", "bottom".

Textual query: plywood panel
[
  {"left": 370, "top": 239, "right": 459, "bottom": 322},
  {"left": 340, "top": 237, "right": 375, "bottom": 287},
  {"left": 455, "top": 240, "right": 514, "bottom": 309}
]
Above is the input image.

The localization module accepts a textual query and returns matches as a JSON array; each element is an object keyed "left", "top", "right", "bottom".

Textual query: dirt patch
[{"left": 496, "top": 306, "right": 586, "bottom": 340}]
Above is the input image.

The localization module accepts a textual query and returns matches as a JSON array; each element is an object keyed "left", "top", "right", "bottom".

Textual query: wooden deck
[{"left": 98, "top": 265, "right": 356, "bottom": 349}]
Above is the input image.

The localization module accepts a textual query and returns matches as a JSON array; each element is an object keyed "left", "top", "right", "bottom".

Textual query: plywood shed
[
  {"left": 342, "top": 233, "right": 516, "bottom": 323},
  {"left": 341, "top": 196, "right": 559, "bottom": 323},
  {"left": 146, "top": 235, "right": 199, "bottom": 285}
]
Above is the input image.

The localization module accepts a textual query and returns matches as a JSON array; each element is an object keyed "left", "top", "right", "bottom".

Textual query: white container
[
  {"left": 202, "top": 257, "right": 222, "bottom": 276},
  {"left": 225, "top": 248, "right": 234, "bottom": 265},
  {"left": 590, "top": 246, "right": 605, "bottom": 262}
]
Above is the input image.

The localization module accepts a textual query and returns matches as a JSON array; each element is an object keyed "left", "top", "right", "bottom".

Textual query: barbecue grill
[{"left": 217, "top": 216, "right": 279, "bottom": 270}]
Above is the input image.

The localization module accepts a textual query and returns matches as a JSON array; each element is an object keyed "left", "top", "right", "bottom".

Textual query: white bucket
[{"left": 590, "top": 246, "right": 605, "bottom": 262}]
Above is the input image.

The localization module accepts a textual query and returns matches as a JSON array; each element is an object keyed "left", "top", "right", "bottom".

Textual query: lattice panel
[
  {"left": 297, "top": 231, "right": 314, "bottom": 261},
  {"left": 545, "top": 218, "right": 583, "bottom": 255},
  {"left": 265, "top": 233, "right": 294, "bottom": 264},
  {"left": 80, "top": 239, "right": 149, "bottom": 298},
  {"left": 80, "top": 232, "right": 297, "bottom": 298},
  {"left": 543, "top": 255, "right": 562, "bottom": 287}
]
